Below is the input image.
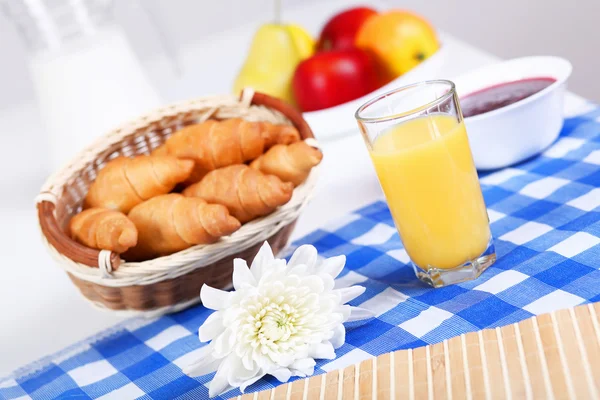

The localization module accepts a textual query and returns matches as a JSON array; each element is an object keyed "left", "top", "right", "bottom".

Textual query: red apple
[
  {"left": 292, "top": 48, "right": 380, "bottom": 112},
  {"left": 317, "top": 7, "right": 378, "bottom": 51}
]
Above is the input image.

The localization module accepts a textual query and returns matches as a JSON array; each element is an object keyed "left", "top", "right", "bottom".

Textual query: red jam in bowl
[{"left": 460, "top": 77, "right": 556, "bottom": 118}]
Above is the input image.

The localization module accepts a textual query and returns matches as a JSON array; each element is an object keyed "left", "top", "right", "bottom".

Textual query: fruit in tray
[
  {"left": 233, "top": 23, "right": 314, "bottom": 105},
  {"left": 292, "top": 48, "right": 380, "bottom": 112},
  {"left": 233, "top": 6, "right": 439, "bottom": 112},
  {"left": 356, "top": 10, "right": 440, "bottom": 82},
  {"left": 69, "top": 119, "right": 322, "bottom": 262},
  {"left": 317, "top": 6, "right": 377, "bottom": 51}
]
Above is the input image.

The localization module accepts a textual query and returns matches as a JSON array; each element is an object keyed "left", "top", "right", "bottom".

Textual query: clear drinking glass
[{"left": 355, "top": 80, "right": 496, "bottom": 288}]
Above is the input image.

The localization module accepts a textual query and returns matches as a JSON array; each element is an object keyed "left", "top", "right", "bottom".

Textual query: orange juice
[{"left": 370, "top": 114, "right": 490, "bottom": 269}]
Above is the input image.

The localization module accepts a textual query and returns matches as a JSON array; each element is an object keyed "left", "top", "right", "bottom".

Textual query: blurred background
[{"left": 2, "top": 0, "right": 598, "bottom": 107}]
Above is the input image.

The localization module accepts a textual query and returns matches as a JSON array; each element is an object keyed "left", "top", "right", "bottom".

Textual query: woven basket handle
[
  {"left": 37, "top": 92, "right": 315, "bottom": 269},
  {"left": 250, "top": 92, "right": 314, "bottom": 140}
]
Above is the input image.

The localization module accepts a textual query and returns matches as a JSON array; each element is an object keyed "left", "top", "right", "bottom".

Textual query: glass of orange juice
[{"left": 355, "top": 80, "right": 495, "bottom": 287}]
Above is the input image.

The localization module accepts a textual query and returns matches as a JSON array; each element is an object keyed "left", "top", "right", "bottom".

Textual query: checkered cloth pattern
[{"left": 3, "top": 107, "right": 600, "bottom": 399}]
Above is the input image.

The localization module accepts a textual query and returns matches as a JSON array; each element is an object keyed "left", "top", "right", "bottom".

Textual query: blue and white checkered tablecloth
[{"left": 3, "top": 108, "right": 600, "bottom": 399}]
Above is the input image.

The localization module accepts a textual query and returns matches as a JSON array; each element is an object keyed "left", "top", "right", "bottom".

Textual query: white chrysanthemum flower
[{"left": 183, "top": 242, "right": 371, "bottom": 397}]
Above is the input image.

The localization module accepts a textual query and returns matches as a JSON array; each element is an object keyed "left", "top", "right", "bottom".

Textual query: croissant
[
  {"left": 124, "top": 194, "right": 241, "bottom": 261},
  {"left": 85, "top": 155, "right": 194, "bottom": 213},
  {"left": 258, "top": 121, "right": 301, "bottom": 149},
  {"left": 182, "top": 164, "right": 293, "bottom": 223},
  {"left": 69, "top": 208, "right": 138, "bottom": 253},
  {"left": 153, "top": 118, "right": 300, "bottom": 183},
  {"left": 250, "top": 141, "right": 322, "bottom": 186}
]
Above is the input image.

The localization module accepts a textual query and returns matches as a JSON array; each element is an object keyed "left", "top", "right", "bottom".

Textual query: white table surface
[{"left": 0, "top": 16, "right": 592, "bottom": 378}]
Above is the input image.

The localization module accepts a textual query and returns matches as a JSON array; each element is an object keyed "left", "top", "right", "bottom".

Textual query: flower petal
[
  {"left": 242, "top": 350, "right": 255, "bottom": 371},
  {"left": 347, "top": 306, "right": 374, "bottom": 322},
  {"left": 320, "top": 255, "right": 346, "bottom": 278},
  {"left": 300, "top": 275, "right": 324, "bottom": 293},
  {"left": 198, "top": 312, "right": 224, "bottom": 342},
  {"left": 193, "top": 343, "right": 215, "bottom": 359},
  {"left": 251, "top": 242, "right": 275, "bottom": 280},
  {"left": 183, "top": 359, "right": 221, "bottom": 378},
  {"left": 317, "top": 273, "right": 335, "bottom": 292},
  {"left": 288, "top": 264, "right": 308, "bottom": 277},
  {"left": 330, "top": 324, "right": 346, "bottom": 349},
  {"left": 339, "top": 304, "right": 352, "bottom": 321},
  {"left": 308, "top": 341, "right": 336, "bottom": 360},
  {"left": 213, "top": 329, "right": 234, "bottom": 357},
  {"left": 183, "top": 347, "right": 220, "bottom": 377},
  {"left": 201, "top": 285, "right": 233, "bottom": 310},
  {"left": 227, "top": 355, "right": 261, "bottom": 387},
  {"left": 232, "top": 258, "right": 257, "bottom": 289},
  {"left": 336, "top": 285, "right": 366, "bottom": 304},
  {"left": 288, "top": 245, "right": 318, "bottom": 270},
  {"left": 276, "top": 354, "right": 294, "bottom": 368},
  {"left": 289, "top": 358, "right": 316, "bottom": 377},
  {"left": 240, "top": 374, "right": 265, "bottom": 393},
  {"left": 270, "top": 367, "right": 292, "bottom": 382},
  {"left": 209, "top": 361, "right": 234, "bottom": 398}
]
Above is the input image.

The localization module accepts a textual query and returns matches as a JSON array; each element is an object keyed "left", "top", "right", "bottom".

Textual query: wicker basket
[{"left": 35, "top": 90, "right": 319, "bottom": 316}]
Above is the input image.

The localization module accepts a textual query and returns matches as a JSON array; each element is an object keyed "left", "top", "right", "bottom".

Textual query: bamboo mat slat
[{"left": 240, "top": 302, "right": 600, "bottom": 399}]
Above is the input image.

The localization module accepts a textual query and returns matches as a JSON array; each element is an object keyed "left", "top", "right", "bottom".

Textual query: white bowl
[
  {"left": 453, "top": 56, "right": 572, "bottom": 170},
  {"left": 302, "top": 44, "right": 448, "bottom": 141}
]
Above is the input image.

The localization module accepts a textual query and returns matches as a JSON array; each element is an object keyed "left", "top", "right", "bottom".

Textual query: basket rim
[{"left": 36, "top": 90, "right": 319, "bottom": 286}]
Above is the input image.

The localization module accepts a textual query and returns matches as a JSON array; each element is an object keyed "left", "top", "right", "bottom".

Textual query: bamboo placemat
[{"left": 240, "top": 302, "right": 600, "bottom": 399}]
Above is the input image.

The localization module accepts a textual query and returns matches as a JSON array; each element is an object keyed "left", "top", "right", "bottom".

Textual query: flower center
[{"left": 257, "top": 303, "right": 297, "bottom": 342}]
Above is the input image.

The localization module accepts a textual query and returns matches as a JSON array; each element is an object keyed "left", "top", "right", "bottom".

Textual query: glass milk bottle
[{"left": 3, "top": 0, "right": 161, "bottom": 170}]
